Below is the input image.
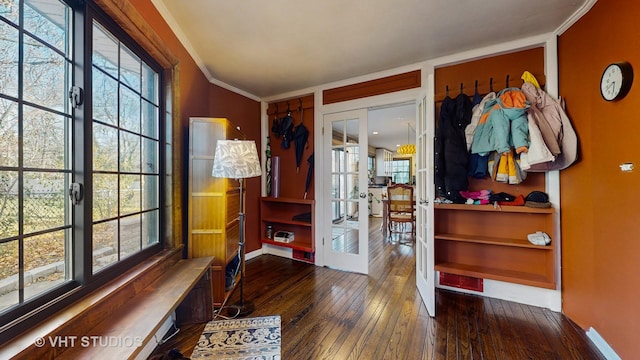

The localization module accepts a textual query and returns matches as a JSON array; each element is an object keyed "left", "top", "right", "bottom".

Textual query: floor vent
[
  {"left": 292, "top": 250, "right": 315, "bottom": 264},
  {"left": 439, "top": 272, "right": 483, "bottom": 292}
]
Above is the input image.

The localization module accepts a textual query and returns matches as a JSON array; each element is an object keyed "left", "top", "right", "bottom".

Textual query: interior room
[{"left": 0, "top": 0, "right": 637, "bottom": 359}]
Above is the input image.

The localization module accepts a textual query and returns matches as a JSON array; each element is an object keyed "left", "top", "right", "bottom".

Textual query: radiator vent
[{"left": 439, "top": 272, "right": 483, "bottom": 292}]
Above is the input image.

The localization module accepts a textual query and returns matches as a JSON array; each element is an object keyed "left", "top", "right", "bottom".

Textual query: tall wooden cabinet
[{"left": 188, "top": 117, "right": 243, "bottom": 308}]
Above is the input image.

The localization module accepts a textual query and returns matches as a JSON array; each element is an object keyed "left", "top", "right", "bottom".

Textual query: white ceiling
[{"left": 150, "top": 0, "right": 589, "bottom": 150}]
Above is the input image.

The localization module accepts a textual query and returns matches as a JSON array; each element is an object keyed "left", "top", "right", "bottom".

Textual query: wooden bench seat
[{"left": 0, "top": 248, "right": 214, "bottom": 360}]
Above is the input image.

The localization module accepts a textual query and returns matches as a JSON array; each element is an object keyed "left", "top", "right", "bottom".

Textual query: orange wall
[
  {"left": 559, "top": 0, "right": 640, "bottom": 358},
  {"left": 130, "top": 1, "right": 263, "bottom": 253}
]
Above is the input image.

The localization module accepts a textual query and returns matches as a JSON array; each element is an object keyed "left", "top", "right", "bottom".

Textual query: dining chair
[{"left": 386, "top": 184, "right": 415, "bottom": 239}]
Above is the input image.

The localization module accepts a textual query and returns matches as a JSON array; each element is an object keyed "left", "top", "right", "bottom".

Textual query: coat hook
[
  {"left": 506, "top": 74, "right": 510, "bottom": 88},
  {"left": 446, "top": 85, "right": 449, "bottom": 97},
  {"left": 475, "top": 80, "right": 478, "bottom": 92},
  {"left": 460, "top": 82, "right": 463, "bottom": 94},
  {"left": 489, "top": 77, "right": 494, "bottom": 92},
  {"left": 274, "top": 103, "right": 279, "bottom": 116},
  {"left": 286, "top": 101, "right": 291, "bottom": 115}
]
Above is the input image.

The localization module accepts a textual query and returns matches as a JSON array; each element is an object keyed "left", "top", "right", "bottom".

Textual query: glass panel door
[
  {"left": 416, "top": 83, "right": 435, "bottom": 316},
  {"left": 323, "top": 109, "right": 368, "bottom": 274}
]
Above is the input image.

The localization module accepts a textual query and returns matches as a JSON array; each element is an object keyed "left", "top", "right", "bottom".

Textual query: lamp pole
[{"left": 235, "top": 177, "right": 254, "bottom": 316}]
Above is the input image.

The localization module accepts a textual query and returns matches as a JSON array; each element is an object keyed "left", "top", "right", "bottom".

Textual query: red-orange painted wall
[
  {"left": 559, "top": 0, "right": 640, "bottom": 358},
  {"left": 130, "top": 1, "right": 263, "bottom": 253}
]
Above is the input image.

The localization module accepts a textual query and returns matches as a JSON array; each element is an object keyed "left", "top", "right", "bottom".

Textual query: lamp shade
[{"left": 212, "top": 140, "right": 262, "bottom": 179}]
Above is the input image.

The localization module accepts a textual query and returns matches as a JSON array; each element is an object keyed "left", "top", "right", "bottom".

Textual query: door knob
[
  {"left": 360, "top": 192, "right": 367, "bottom": 198},
  {"left": 419, "top": 199, "right": 429, "bottom": 205}
]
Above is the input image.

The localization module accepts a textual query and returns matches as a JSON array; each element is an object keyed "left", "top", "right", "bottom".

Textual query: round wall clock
[{"left": 600, "top": 61, "right": 633, "bottom": 101}]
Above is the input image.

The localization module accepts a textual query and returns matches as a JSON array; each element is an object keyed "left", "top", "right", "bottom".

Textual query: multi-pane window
[
  {"left": 0, "top": 0, "right": 165, "bottom": 333},
  {"left": 392, "top": 158, "right": 411, "bottom": 184},
  {"left": 0, "top": 0, "right": 73, "bottom": 313},
  {"left": 91, "top": 21, "right": 160, "bottom": 273}
]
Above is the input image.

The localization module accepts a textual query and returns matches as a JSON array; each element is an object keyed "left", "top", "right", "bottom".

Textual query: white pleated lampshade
[{"left": 212, "top": 140, "right": 262, "bottom": 179}]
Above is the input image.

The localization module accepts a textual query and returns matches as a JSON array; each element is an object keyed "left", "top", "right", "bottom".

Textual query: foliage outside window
[
  {"left": 392, "top": 158, "right": 411, "bottom": 184},
  {"left": 0, "top": 0, "right": 166, "bottom": 334}
]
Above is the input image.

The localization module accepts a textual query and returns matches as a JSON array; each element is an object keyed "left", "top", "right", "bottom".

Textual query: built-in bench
[{"left": 0, "top": 248, "right": 214, "bottom": 360}]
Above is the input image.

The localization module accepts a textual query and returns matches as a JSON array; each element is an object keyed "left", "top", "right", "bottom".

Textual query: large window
[{"left": 0, "top": 0, "right": 166, "bottom": 335}]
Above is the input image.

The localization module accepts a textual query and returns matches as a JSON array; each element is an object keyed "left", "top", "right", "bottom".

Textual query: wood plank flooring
[{"left": 151, "top": 218, "right": 604, "bottom": 359}]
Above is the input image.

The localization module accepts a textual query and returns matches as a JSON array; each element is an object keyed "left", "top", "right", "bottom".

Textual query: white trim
[
  {"left": 149, "top": 0, "right": 261, "bottom": 102},
  {"left": 245, "top": 248, "right": 264, "bottom": 261},
  {"left": 544, "top": 35, "right": 563, "bottom": 300},
  {"left": 313, "top": 89, "right": 324, "bottom": 267},
  {"left": 555, "top": 0, "right": 598, "bottom": 35},
  {"left": 209, "top": 78, "right": 262, "bottom": 102},
  {"left": 258, "top": 243, "right": 292, "bottom": 259},
  {"left": 587, "top": 327, "right": 622, "bottom": 360}
]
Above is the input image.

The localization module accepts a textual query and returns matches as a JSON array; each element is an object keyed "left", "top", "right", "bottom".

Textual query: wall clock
[{"left": 600, "top": 61, "right": 633, "bottom": 101}]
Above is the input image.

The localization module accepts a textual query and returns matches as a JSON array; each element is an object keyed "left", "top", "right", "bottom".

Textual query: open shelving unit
[
  {"left": 434, "top": 203, "right": 556, "bottom": 289},
  {"left": 260, "top": 197, "right": 315, "bottom": 262}
]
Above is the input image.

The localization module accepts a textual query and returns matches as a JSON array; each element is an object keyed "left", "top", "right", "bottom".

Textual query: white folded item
[{"left": 527, "top": 231, "right": 551, "bottom": 246}]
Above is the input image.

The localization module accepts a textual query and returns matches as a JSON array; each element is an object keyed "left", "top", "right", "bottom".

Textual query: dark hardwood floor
[{"left": 152, "top": 218, "right": 604, "bottom": 359}]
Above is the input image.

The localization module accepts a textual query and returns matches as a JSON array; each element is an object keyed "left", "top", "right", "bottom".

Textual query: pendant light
[{"left": 397, "top": 123, "right": 415, "bottom": 155}]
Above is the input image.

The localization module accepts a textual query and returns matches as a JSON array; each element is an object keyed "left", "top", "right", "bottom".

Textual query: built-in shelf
[
  {"left": 435, "top": 233, "right": 554, "bottom": 250},
  {"left": 260, "top": 197, "right": 315, "bottom": 262},
  {"left": 435, "top": 201, "right": 556, "bottom": 290}
]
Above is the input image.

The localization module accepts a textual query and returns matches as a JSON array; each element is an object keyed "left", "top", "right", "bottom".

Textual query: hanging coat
[
  {"left": 519, "top": 104, "right": 555, "bottom": 171},
  {"left": 435, "top": 93, "right": 473, "bottom": 200},
  {"left": 465, "top": 92, "right": 496, "bottom": 151},
  {"left": 527, "top": 96, "right": 578, "bottom": 171},
  {"left": 471, "top": 87, "right": 530, "bottom": 156},
  {"left": 521, "top": 82, "right": 562, "bottom": 156}
]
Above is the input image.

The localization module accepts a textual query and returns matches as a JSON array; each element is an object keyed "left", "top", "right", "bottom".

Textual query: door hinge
[
  {"left": 69, "top": 86, "right": 83, "bottom": 108},
  {"left": 322, "top": 237, "right": 325, "bottom": 246}
]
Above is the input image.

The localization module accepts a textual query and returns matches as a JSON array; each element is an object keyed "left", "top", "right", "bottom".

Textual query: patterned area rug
[{"left": 190, "top": 315, "right": 281, "bottom": 360}]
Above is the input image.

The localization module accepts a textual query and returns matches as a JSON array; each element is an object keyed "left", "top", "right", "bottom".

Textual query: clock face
[
  {"left": 600, "top": 62, "right": 633, "bottom": 101},
  {"left": 601, "top": 64, "right": 623, "bottom": 101}
]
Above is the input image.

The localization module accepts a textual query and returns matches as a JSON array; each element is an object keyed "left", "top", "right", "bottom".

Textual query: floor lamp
[{"left": 212, "top": 139, "right": 262, "bottom": 317}]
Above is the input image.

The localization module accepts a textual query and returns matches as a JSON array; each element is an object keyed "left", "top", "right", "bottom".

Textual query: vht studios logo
[{"left": 35, "top": 335, "right": 144, "bottom": 348}]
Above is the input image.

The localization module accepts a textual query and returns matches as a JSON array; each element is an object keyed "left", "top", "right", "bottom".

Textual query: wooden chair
[{"left": 386, "top": 184, "right": 415, "bottom": 239}]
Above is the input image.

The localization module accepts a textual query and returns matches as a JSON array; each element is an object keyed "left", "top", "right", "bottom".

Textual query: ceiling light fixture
[{"left": 397, "top": 123, "right": 415, "bottom": 155}]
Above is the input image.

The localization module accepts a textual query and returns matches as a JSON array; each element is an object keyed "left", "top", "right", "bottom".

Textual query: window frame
[
  {"left": 0, "top": 0, "right": 172, "bottom": 342},
  {"left": 391, "top": 158, "right": 411, "bottom": 184}
]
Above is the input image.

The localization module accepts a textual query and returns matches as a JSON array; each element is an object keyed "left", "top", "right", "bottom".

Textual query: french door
[
  {"left": 415, "top": 85, "right": 436, "bottom": 316},
  {"left": 322, "top": 109, "right": 369, "bottom": 274}
]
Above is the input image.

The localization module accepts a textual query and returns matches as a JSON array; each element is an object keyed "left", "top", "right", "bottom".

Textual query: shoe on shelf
[{"left": 527, "top": 231, "right": 551, "bottom": 246}]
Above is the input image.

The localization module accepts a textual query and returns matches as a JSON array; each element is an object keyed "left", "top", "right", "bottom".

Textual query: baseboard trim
[{"left": 586, "top": 327, "right": 621, "bottom": 360}]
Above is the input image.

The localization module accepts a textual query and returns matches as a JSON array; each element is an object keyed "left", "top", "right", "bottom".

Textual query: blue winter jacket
[{"left": 471, "top": 87, "right": 530, "bottom": 156}]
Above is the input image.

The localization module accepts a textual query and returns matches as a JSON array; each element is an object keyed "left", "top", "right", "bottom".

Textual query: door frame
[{"left": 314, "top": 87, "right": 422, "bottom": 269}]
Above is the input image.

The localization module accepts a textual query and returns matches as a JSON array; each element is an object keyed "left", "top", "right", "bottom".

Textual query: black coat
[{"left": 435, "top": 93, "right": 473, "bottom": 201}]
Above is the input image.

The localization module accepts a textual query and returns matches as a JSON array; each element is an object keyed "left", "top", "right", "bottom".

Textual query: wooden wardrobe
[{"left": 188, "top": 117, "right": 244, "bottom": 308}]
